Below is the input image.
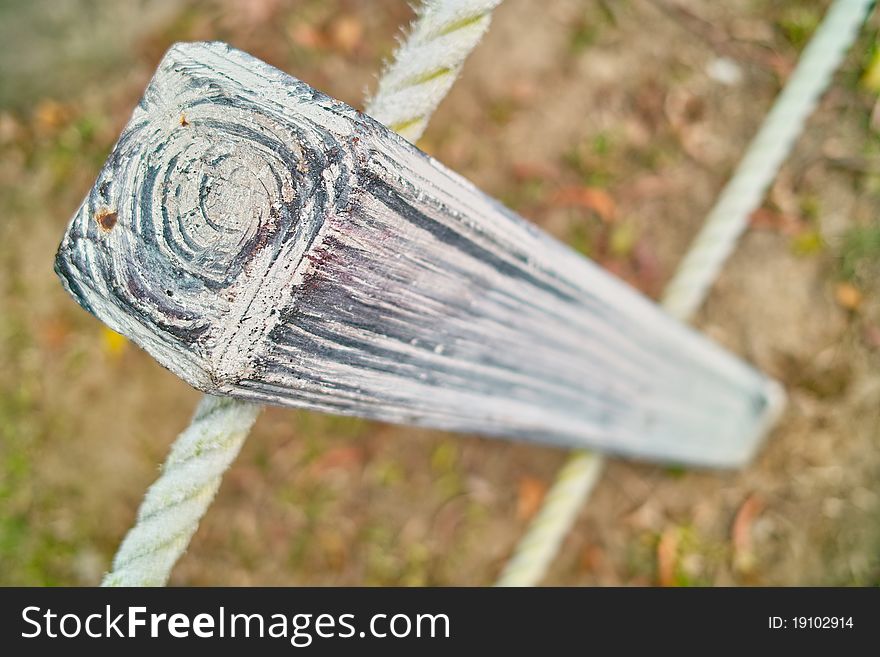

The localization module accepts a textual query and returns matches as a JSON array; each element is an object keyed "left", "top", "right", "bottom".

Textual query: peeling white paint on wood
[{"left": 55, "top": 42, "right": 783, "bottom": 467}]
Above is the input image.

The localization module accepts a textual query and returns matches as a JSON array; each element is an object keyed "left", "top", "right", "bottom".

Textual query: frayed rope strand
[{"left": 495, "top": 0, "right": 873, "bottom": 587}]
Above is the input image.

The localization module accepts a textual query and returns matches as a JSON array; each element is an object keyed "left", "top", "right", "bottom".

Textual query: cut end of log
[
  {"left": 55, "top": 41, "right": 784, "bottom": 467},
  {"left": 54, "top": 41, "right": 354, "bottom": 391}
]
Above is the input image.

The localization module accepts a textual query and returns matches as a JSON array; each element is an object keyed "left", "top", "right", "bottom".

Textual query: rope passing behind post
[
  {"left": 102, "top": 397, "right": 260, "bottom": 586},
  {"left": 100, "top": 0, "right": 503, "bottom": 587},
  {"left": 366, "top": 0, "right": 503, "bottom": 142},
  {"left": 496, "top": 0, "right": 875, "bottom": 587}
]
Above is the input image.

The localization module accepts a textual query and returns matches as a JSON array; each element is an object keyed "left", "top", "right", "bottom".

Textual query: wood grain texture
[{"left": 55, "top": 42, "right": 783, "bottom": 467}]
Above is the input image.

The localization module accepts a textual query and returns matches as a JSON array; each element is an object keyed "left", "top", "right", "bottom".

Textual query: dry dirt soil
[{"left": 1, "top": 0, "right": 878, "bottom": 586}]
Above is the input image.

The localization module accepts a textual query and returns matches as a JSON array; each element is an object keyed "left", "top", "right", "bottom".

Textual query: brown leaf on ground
[
  {"left": 510, "top": 80, "right": 537, "bottom": 104},
  {"left": 834, "top": 282, "right": 862, "bottom": 311},
  {"left": 665, "top": 89, "right": 705, "bottom": 130},
  {"left": 633, "top": 240, "right": 662, "bottom": 297},
  {"left": 310, "top": 445, "right": 365, "bottom": 475},
  {"left": 329, "top": 16, "right": 364, "bottom": 55},
  {"left": 749, "top": 207, "right": 805, "bottom": 236},
  {"left": 624, "top": 174, "right": 674, "bottom": 200},
  {"left": 776, "top": 352, "right": 852, "bottom": 400},
  {"left": 765, "top": 51, "right": 795, "bottom": 80},
  {"left": 220, "top": 0, "right": 282, "bottom": 30},
  {"left": 516, "top": 475, "right": 547, "bottom": 521},
  {"left": 657, "top": 528, "right": 679, "bottom": 587},
  {"left": 38, "top": 315, "right": 71, "bottom": 351},
  {"left": 597, "top": 257, "right": 629, "bottom": 282},
  {"left": 732, "top": 494, "right": 764, "bottom": 576},
  {"left": 863, "top": 323, "right": 880, "bottom": 351},
  {"left": 552, "top": 186, "right": 617, "bottom": 222},
  {"left": 511, "top": 160, "right": 560, "bottom": 182},
  {"left": 289, "top": 23, "right": 330, "bottom": 50},
  {"left": 33, "top": 99, "right": 71, "bottom": 136},
  {"left": 579, "top": 544, "right": 605, "bottom": 573}
]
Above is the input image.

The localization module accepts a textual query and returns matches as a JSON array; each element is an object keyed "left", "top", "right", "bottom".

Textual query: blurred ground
[{"left": 1, "top": 0, "right": 879, "bottom": 586}]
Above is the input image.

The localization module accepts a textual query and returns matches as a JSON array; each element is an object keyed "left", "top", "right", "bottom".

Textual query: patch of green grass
[
  {"left": 569, "top": 20, "right": 598, "bottom": 55},
  {"left": 568, "top": 1, "right": 617, "bottom": 55},
  {"left": 431, "top": 441, "right": 458, "bottom": 473},
  {"left": 777, "top": 6, "right": 820, "bottom": 49},
  {"left": 838, "top": 224, "right": 880, "bottom": 283},
  {"left": 799, "top": 194, "right": 821, "bottom": 221},
  {"left": 625, "top": 532, "right": 657, "bottom": 582},
  {"left": 632, "top": 138, "right": 678, "bottom": 172},
  {"left": 435, "top": 472, "right": 463, "bottom": 500},
  {"left": 0, "top": 515, "right": 27, "bottom": 560},
  {"left": 431, "top": 441, "right": 463, "bottom": 500},
  {"left": 295, "top": 410, "right": 369, "bottom": 444},
  {"left": 500, "top": 178, "right": 546, "bottom": 212},
  {"left": 562, "top": 139, "right": 615, "bottom": 187},
  {"left": 592, "top": 131, "right": 612, "bottom": 157},
  {"left": 362, "top": 523, "right": 402, "bottom": 585},
  {"left": 487, "top": 97, "right": 516, "bottom": 126},
  {"left": 567, "top": 220, "right": 596, "bottom": 257},
  {"left": 400, "top": 542, "right": 431, "bottom": 586},
  {"left": 368, "top": 459, "right": 405, "bottom": 487},
  {"left": 791, "top": 229, "right": 824, "bottom": 256},
  {"left": 664, "top": 464, "right": 687, "bottom": 479},
  {"left": 609, "top": 221, "right": 637, "bottom": 258}
]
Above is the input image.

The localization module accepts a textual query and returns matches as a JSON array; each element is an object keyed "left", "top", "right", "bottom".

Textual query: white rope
[
  {"left": 101, "top": 0, "right": 502, "bottom": 587},
  {"left": 102, "top": 397, "right": 260, "bottom": 586},
  {"left": 496, "top": 451, "right": 605, "bottom": 586},
  {"left": 366, "top": 0, "right": 503, "bottom": 142},
  {"left": 496, "top": 0, "right": 873, "bottom": 587},
  {"left": 662, "top": 0, "right": 874, "bottom": 318}
]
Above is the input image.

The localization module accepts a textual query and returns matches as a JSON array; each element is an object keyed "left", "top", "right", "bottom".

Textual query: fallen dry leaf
[
  {"left": 220, "top": 0, "right": 281, "bottom": 30},
  {"left": 765, "top": 51, "right": 795, "bottom": 80},
  {"left": 657, "top": 528, "right": 679, "bottom": 587},
  {"left": 579, "top": 544, "right": 605, "bottom": 573},
  {"left": 33, "top": 99, "right": 70, "bottom": 136},
  {"left": 311, "top": 445, "right": 365, "bottom": 475},
  {"left": 834, "top": 282, "right": 862, "bottom": 311},
  {"left": 516, "top": 475, "right": 547, "bottom": 521},
  {"left": 732, "top": 494, "right": 764, "bottom": 575},
  {"left": 863, "top": 323, "right": 880, "bottom": 350},
  {"left": 625, "top": 174, "right": 672, "bottom": 199},
  {"left": 289, "top": 23, "right": 329, "bottom": 50},
  {"left": 633, "top": 240, "right": 662, "bottom": 296},
  {"left": 510, "top": 160, "right": 560, "bottom": 183},
  {"left": 749, "top": 207, "right": 804, "bottom": 236},
  {"left": 39, "top": 315, "right": 71, "bottom": 351},
  {"left": 665, "top": 89, "right": 705, "bottom": 130},
  {"left": 552, "top": 186, "right": 616, "bottom": 222},
  {"left": 510, "top": 80, "right": 537, "bottom": 103},
  {"left": 329, "top": 15, "right": 364, "bottom": 54}
]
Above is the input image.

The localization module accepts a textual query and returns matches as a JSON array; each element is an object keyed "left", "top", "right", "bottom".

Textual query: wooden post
[{"left": 55, "top": 42, "right": 782, "bottom": 467}]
